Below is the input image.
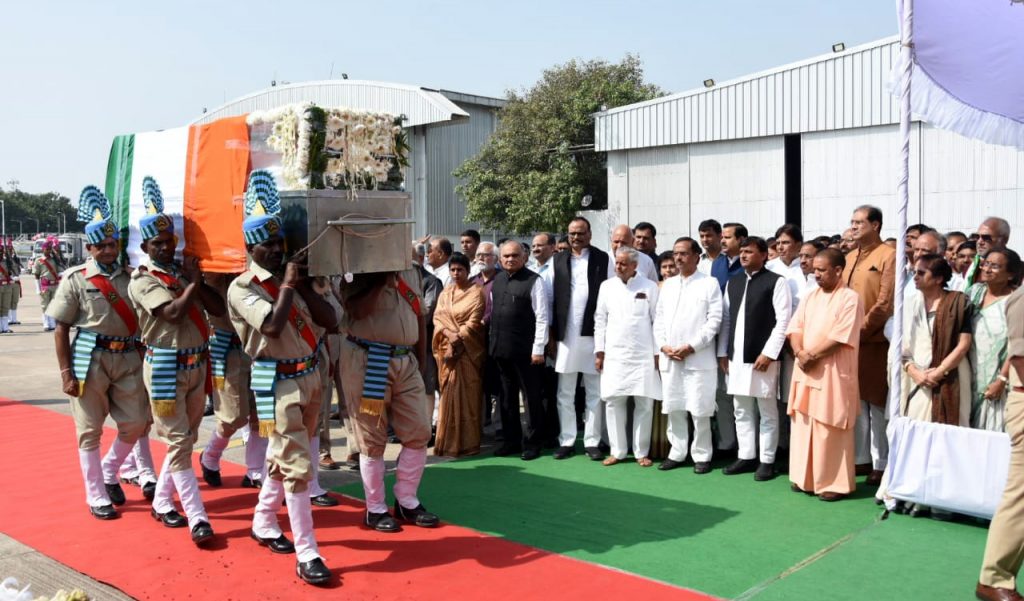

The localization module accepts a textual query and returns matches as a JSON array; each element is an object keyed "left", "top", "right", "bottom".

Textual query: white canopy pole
[{"left": 888, "top": 0, "right": 912, "bottom": 421}]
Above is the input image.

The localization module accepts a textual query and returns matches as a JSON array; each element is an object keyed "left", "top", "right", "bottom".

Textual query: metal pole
[{"left": 1, "top": 199, "right": 5, "bottom": 239}]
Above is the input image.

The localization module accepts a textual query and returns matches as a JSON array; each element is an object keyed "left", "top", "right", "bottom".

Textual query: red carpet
[{"left": 0, "top": 399, "right": 713, "bottom": 600}]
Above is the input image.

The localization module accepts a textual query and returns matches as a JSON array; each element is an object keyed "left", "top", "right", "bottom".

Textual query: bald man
[
  {"left": 966, "top": 217, "right": 1011, "bottom": 287},
  {"left": 608, "top": 225, "right": 658, "bottom": 282}
]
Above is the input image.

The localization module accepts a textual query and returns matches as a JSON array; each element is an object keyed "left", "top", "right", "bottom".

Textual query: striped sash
[
  {"left": 359, "top": 342, "right": 393, "bottom": 417},
  {"left": 209, "top": 328, "right": 241, "bottom": 390},
  {"left": 251, "top": 347, "right": 320, "bottom": 437},
  {"left": 145, "top": 346, "right": 179, "bottom": 417},
  {"left": 71, "top": 329, "right": 99, "bottom": 396}
]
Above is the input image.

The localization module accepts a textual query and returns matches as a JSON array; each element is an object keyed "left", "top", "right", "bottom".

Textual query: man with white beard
[
  {"left": 594, "top": 247, "right": 661, "bottom": 467},
  {"left": 654, "top": 237, "right": 723, "bottom": 473}
]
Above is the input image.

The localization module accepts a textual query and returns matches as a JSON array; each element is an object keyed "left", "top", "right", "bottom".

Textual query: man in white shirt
[
  {"left": 594, "top": 247, "right": 661, "bottom": 467},
  {"left": 425, "top": 237, "right": 453, "bottom": 287},
  {"left": 654, "top": 237, "right": 723, "bottom": 474},
  {"left": 608, "top": 224, "right": 658, "bottom": 282},
  {"left": 528, "top": 232, "right": 556, "bottom": 277},
  {"left": 718, "top": 236, "right": 792, "bottom": 481},
  {"left": 697, "top": 219, "right": 723, "bottom": 276},
  {"left": 461, "top": 229, "right": 482, "bottom": 278}
]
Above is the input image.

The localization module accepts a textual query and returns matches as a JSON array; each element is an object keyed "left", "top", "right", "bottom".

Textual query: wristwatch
[{"left": 998, "top": 374, "right": 1010, "bottom": 384}]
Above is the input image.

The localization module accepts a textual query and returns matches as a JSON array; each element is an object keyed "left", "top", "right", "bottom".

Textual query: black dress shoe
[
  {"left": 200, "top": 452, "right": 222, "bottom": 487},
  {"left": 191, "top": 521, "right": 214, "bottom": 546},
  {"left": 693, "top": 462, "right": 712, "bottom": 474},
  {"left": 105, "top": 482, "right": 126, "bottom": 506},
  {"left": 754, "top": 462, "right": 777, "bottom": 481},
  {"left": 365, "top": 511, "right": 402, "bottom": 532},
  {"left": 250, "top": 531, "right": 295, "bottom": 554},
  {"left": 553, "top": 446, "right": 575, "bottom": 460},
  {"left": 393, "top": 501, "right": 440, "bottom": 528},
  {"left": 151, "top": 508, "right": 187, "bottom": 528},
  {"left": 493, "top": 445, "right": 522, "bottom": 457},
  {"left": 90, "top": 504, "right": 118, "bottom": 520},
  {"left": 658, "top": 459, "right": 683, "bottom": 471},
  {"left": 521, "top": 449, "right": 540, "bottom": 461},
  {"left": 598, "top": 441, "right": 611, "bottom": 455},
  {"left": 296, "top": 558, "right": 332, "bottom": 585},
  {"left": 722, "top": 458, "right": 758, "bottom": 475},
  {"left": 311, "top": 493, "right": 340, "bottom": 507},
  {"left": 142, "top": 481, "right": 156, "bottom": 501},
  {"left": 240, "top": 476, "right": 262, "bottom": 489},
  {"left": 203, "top": 398, "right": 214, "bottom": 417},
  {"left": 584, "top": 446, "right": 604, "bottom": 461}
]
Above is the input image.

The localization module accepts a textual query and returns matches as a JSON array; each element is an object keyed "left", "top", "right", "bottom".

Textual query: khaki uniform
[
  {"left": 228, "top": 263, "right": 325, "bottom": 493},
  {"left": 0, "top": 262, "right": 12, "bottom": 315},
  {"left": 317, "top": 292, "right": 348, "bottom": 459},
  {"left": 980, "top": 287, "right": 1024, "bottom": 590},
  {"left": 46, "top": 260, "right": 147, "bottom": 450},
  {"left": 210, "top": 310, "right": 255, "bottom": 434},
  {"left": 33, "top": 256, "right": 61, "bottom": 313},
  {"left": 339, "top": 269, "right": 430, "bottom": 457},
  {"left": 129, "top": 263, "right": 210, "bottom": 473}
]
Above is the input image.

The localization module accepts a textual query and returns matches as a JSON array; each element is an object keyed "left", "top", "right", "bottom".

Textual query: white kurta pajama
[
  {"left": 654, "top": 271, "right": 723, "bottom": 463},
  {"left": 718, "top": 272, "right": 792, "bottom": 464},
  {"left": 767, "top": 257, "right": 806, "bottom": 451},
  {"left": 544, "top": 249, "right": 604, "bottom": 448},
  {"left": 594, "top": 274, "right": 660, "bottom": 460}
]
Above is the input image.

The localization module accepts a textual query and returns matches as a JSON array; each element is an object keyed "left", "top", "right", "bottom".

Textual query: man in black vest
[
  {"left": 716, "top": 236, "right": 792, "bottom": 481},
  {"left": 490, "top": 240, "right": 550, "bottom": 461},
  {"left": 546, "top": 217, "right": 610, "bottom": 461}
]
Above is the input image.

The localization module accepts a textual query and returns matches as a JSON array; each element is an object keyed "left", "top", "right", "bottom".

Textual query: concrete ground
[{"left": 0, "top": 276, "right": 472, "bottom": 600}]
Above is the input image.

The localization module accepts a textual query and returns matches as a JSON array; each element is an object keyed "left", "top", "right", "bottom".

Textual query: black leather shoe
[
  {"left": 105, "top": 482, "right": 126, "bottom": 506},
  {"left": 191, "top": 520, "right": 214, "bottom": 546},
  {"left": 658, "top": 459, "right": 683, "bottom": 471},
  {"left": 493, "top": 445, "right": 522, "bottom": 457},
  {"left": 141, "top": 481, "right": 156, "bottom": 501},
  {"left": 365, "top": 511, "right": 402, "bottom": 533},
  {"left": 521, "top": 449, "right": 540, "bottom": 461},
  {"left": 584, "top": 446, "right": 605, "bottom": 461},
  {"left": 251, "top": 531, "right": 295, "bottom": 554},
  {"left": 693, "top": 462, "right": 712, "bottom": 474},
  {"left": 200, "top": 452, "right": 222, "bottom": 487},
  {"left": 722, "top": 458, "right": 758, "bottom": 475},
  {"left": 151, "top": 508, "right": 187, "bottom": 528},
  {"left": 311, "top": 493, "right": 339, "bottom": 507},
  {"left": 394, "top": 501, "right": 440, "bottom": 528},
  {"left": 553, "top": 446, "right": 575, "bottom": 460},
  {"left": 90, "top": 504, "right": 118, "bottom": 520},
  {"left": 240, "top": 476, "right": 262, "bottom": 489},
  {"left": 754, "top": 462, "right": 777, "bottom": 481},
  {"left": 296, "top": 558, "right": 332, "bottom": 585}
]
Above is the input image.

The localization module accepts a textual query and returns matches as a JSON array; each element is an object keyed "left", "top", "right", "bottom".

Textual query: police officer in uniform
[{"left": 34, "top": 239, "right": 62, "bottom": 331}]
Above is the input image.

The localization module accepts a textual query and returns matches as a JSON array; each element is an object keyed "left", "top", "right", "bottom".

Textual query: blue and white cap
[
  {"left": 242, "top": 170, "right": 283, "bottom": 245},
  {"left": 139, "top": 176, "right": 173, "bottom": 241},
  {"left": 78, "top": 186, "right": 119, "bottom": 245}
]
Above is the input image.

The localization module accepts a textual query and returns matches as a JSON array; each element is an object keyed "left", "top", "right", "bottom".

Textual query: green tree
[
  {"left": 0, "top": 187, "right": 78, "bottom": 237},
  {"left": 454, "top": 55, "right": 663, "bottom": 235}
]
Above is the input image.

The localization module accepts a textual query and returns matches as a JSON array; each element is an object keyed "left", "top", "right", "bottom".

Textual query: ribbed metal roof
[
  {"left": 191, "top": 80, "right": 479, "bottom": 126},
  {"left": 595, "top": 36, "right": 902, "bottom": 152}
]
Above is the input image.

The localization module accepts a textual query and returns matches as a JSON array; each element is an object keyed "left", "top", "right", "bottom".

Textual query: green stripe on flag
[{"left": 104, "top": 135, "right": 134, "bottom": 265}]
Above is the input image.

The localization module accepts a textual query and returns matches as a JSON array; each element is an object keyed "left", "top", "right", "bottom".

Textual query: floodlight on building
[
  {"left": 341, "top": 73, "right": 349, "bottom": 80},
  {"left": 703, "top": 79, "right": 715, "bottom": 88},
  {"left": 832, "top": 42, "right": 845, "bottom": 53},
  {"left": 581, "top": 194, "right": 593, "bottom": 208}
]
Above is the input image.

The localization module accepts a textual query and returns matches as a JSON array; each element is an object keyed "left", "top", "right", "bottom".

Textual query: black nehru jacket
[
  {"left": 725, "top": 269, "right": 782, "bottom": 364},
  {"left": 551, "top": 247, "right": 609, "bottom": 341},
  {"left": 489, "top": 267, "right": 540, "bottom": 359}
]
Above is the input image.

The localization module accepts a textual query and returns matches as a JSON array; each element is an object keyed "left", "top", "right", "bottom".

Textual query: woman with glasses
[{"left": 965, "top": 249, "right": 1023, "bottom": 432}]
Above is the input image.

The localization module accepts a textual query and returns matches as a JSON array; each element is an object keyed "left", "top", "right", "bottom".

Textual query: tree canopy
[
  {"left": 0, "top": 187, "right": 78, "bottom": 237},
  {"left": 455, "top": 55, "right": 663, "bottom": 235}
]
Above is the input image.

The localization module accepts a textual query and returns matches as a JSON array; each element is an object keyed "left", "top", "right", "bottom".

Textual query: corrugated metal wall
[{"left": 595, "top": 37, "right": 901, "bottom": 152}]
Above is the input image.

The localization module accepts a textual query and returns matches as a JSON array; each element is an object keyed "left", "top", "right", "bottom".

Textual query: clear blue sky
[{"left": 0, "top": 0, "right": 897, "bottom": 201}]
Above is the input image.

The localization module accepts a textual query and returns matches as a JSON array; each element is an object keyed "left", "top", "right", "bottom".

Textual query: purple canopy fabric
[{"left": 900, "top": 0, "right": 1024, "bottom": 149}]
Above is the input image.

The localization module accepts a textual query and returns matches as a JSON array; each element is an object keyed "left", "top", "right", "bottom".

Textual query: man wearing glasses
[{"left": 966, "top": 217, "right": 1012, "bottom": 288}]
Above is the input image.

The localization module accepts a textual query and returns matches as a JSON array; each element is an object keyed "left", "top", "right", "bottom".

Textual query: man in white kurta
[
  {"left": 718, "top": 237, "right": 792, "bottom": 481},
  {"left": 594, "top": 248, "right": 660, "bottom": 466},
  {"left": 654, "top": 238, "right": 723, "bottom": 473}
]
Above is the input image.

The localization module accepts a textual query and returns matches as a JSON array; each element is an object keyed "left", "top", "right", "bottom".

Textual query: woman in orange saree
[{"left": 433, "top": 253, "right": 487, "bottom": 457}]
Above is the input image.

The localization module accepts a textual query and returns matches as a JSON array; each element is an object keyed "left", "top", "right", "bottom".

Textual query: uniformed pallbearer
[
  {"left": 48, "top": 186, "right": 148, "bottom": 520},
  {"left": 227, "top": 170, "right": 337, "bottom": 585},
  {"left": 128, "top": 176, "right": 225, "bottom": 546}
]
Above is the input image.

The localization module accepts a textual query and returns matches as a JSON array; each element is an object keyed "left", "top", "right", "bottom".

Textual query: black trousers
[{"left": 495, "top": 356, "right": 547, "bottom": 451}]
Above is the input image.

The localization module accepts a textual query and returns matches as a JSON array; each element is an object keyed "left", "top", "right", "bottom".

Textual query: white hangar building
[{"left": 593, "top": 36, "right": 1024, "bottom": 244}]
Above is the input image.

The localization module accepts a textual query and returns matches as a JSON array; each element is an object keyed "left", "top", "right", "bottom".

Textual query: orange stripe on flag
[{"left": 184, "top": 115, "right": 251, "bottom": 273}]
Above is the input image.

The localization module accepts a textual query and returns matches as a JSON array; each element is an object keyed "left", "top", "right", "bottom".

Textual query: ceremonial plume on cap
[
  {"left": 139, "top": 176, "right": 173, "bottom": 240},
  {"left": 78, "top": 185, "right": 119, "bottom": 245},
  {"left": 242, "top": 170, "right": 284, "bottom": 245}
]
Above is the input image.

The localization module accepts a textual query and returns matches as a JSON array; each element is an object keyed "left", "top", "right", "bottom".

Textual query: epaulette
[
  {"left": 64, "top": 263, "right": 88, "bottom": 277},
  {"left": 232, "top": 270, "right": 258, "bottom": 288}
]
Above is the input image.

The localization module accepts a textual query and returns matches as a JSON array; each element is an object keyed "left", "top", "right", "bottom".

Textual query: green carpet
[{"left": 337, "top": 454, "right": 990, "bottom": 600}]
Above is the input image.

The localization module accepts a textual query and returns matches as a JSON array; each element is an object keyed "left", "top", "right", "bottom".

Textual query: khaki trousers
[
  {"left": 10, "top": 280, "right": 19, "bottom": 309},
  {"left": 143, "top": 360, "right": 206, "bottom": 473},
  {"left": 267, "top": 372, "right": 322, "bottom": 493},
  {"left": 980, "top": 389, "right": 1024, "bottom": 589},
  {"left": 213, "top": 347, "right": 255, "bottom": 437},
  {"left": 71, "top": 351, "right": 148, "bottom": 450},
  {"left": 0, "top": 284, "right": 12, "bottom": 314}
]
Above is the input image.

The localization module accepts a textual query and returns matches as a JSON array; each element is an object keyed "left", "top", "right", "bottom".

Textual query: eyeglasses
[{"left": 977, "top": 234, "right": 995, "bottom": 242}]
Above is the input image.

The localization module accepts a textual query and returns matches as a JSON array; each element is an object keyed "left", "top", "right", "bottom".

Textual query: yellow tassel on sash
[
  {"left": 78, "top": 381, "right": 86, "bottom": 397},
  {"left": 258, "top": 420, "right": 276, "bottom": 438},
  {"left": 152, "top": 400, "right": 176, "bottom": 418},
  {"left": 214, "top": 376, "right": 225, "bottom": 391},
  {"left": 359, "top": 397, "right": 386, "bottom": 416}
]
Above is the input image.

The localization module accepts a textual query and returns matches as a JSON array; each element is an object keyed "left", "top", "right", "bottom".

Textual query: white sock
[
  {"left": 308, "top": 436, "right": 327, "bottom": 497},
  {"left": 78, "top": 448, "right": 110, "bottom": 507},
  {"left": 101, "top": 439, "right": 135, "bottom": 485},
  {"left": 244, "top": 429, "right": 268, "bottom": 480},
  {"left": 171, "top": 469, "right": 209, "bottom": 529},
  {"left": 202, "top": 431, "right": 229, "bottom": 471},
  {"left": 152, "top": 455, "right": 177, "bottom": 514},
  {"left": 1, "top": 316, "right": 8, "bottom": 331},
  {"left": 285, "top": 490, "right": 320, "bottom": 563},
  {"left": 359, "top": 455, "right": 387, "bottom": 514},
  {"left": 9, "top": 310, "right": 16, "bottom": 323},
  {"left": 118, "top": 449, "right": 138, "bottom": 481},
  {"left": 393, "top": 446, "right": 427, "bottom": 509},
  {"left": 252, "top": 478, "right": 285, "bottom": 538},
  {"left": 134, "top": 437, "right": 157, "bottom": 485}
]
